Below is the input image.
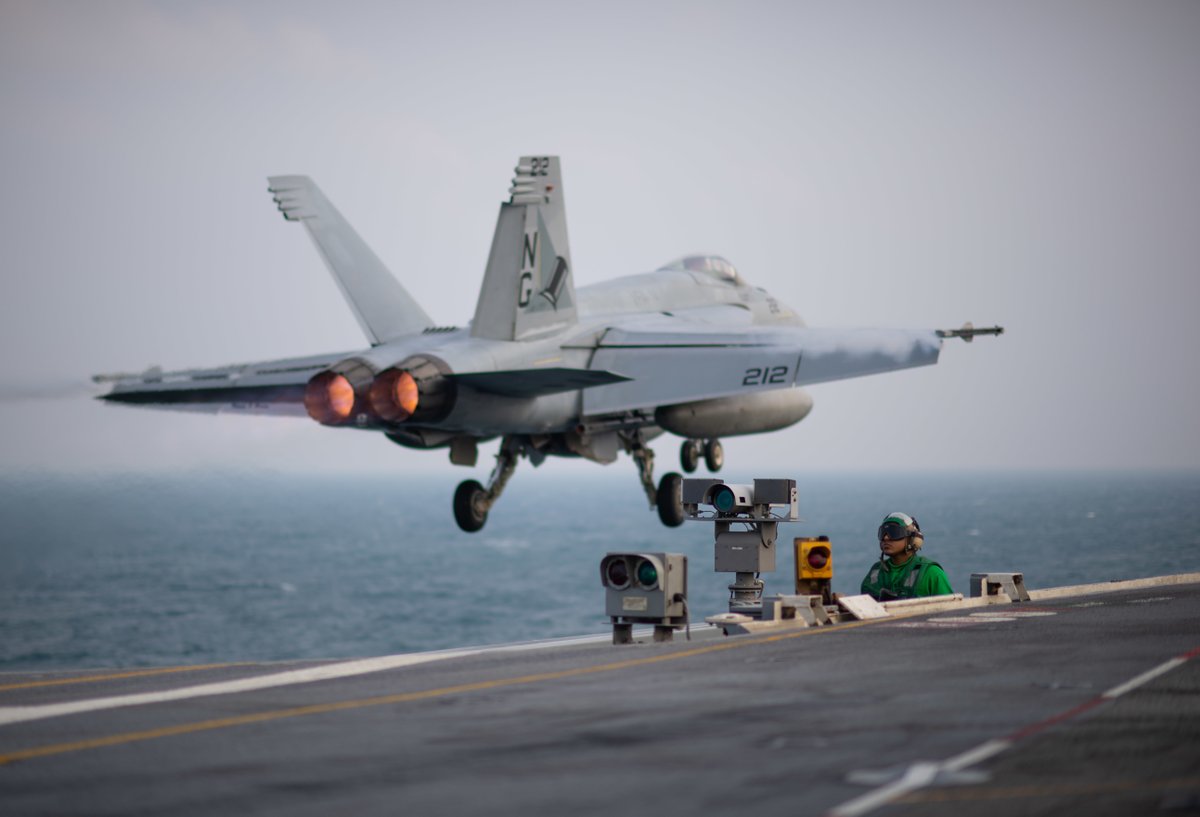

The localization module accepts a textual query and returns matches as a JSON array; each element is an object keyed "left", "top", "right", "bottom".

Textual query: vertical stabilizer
[
  {"left": 267, "top": 176, "right": 433, "bottom": 345},
  {"left": 471, "top": 156, "right": 577, "bottom": 341}
]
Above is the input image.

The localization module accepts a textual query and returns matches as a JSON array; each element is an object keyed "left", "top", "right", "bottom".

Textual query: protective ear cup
[{"left": 907, "top": 517, "right": 923, "bottom": 552}]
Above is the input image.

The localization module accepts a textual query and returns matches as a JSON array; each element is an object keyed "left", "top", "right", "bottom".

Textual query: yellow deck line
[
  {"left": 0, "top": 663, "right": 249, "bottom": 693},
  {"left": 0, "top": 620, "right": 873, "bottom": 765}
]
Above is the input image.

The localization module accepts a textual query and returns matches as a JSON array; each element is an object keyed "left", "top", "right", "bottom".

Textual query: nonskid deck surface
[{"left": 1, "top": 579, "right": 1197, "bottom": 817}]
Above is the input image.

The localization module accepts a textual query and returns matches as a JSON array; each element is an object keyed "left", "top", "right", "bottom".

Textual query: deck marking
[
  {"left": 829, "top": 761, "right": 942, "bottom": 817},
  {"left": 0, "top": 664, "right": 250, "bottom": 693},
  {"left": 828, "top": 643, "right": 1200, "bottom": 817},
  {"left": 896, "top": 776, "right": 1200, "bottom": 803},
  {"left": 1101, "top": 656, "right": 1186, "bottom": 699},
  {"left": 1005, "top": 697, "right": 1105, "bottom": 741},
  {"left": 942, "top": 738, "right": 1012, "bottom": 771},
  {"left": 0, "top": 620, "right": 874, "bottom": 765},
  {"left": 0, "top": 628, "right": 685, "bottom": 728},
  {"left": 0, "top": 651, "right": 477, "bottom": 727},
  {"left": 830, "top": 741, "right": 1013, "bottom": 817},
  {"left": 970, "top": 611, "right": 1057, "bottom": 618}
]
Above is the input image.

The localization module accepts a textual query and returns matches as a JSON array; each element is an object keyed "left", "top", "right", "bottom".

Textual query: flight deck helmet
[{"left": 878, "top": 512, "right": 923, "bottom": 553}]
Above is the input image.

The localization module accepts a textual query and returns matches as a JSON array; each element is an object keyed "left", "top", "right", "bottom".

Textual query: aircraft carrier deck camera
[
  {"left": 682, "top": 478, "right": 798, "bottom": 522},
  {"left": 682, "top": 478, "right": 799, "bottom": 615},
  {"left": 702, "top": 483, "right": 756, "bottom": 515}
]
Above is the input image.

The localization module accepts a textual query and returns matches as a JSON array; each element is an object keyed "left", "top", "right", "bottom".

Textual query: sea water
[{"left": 1, "top": 470, "right": 1196, "bottom": 671}]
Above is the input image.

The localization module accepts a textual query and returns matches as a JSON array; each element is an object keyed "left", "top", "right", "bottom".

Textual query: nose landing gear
[
  {"left": 680, "top": 439, "right": 701, "bottom": 473},
  {"left": 703, "top": 438, "right": 723, "bottom": 472}
]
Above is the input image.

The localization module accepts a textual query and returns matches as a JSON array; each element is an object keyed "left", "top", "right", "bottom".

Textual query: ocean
[{"left": 1, "top": 470, "right": 1197, "bottom": 671}]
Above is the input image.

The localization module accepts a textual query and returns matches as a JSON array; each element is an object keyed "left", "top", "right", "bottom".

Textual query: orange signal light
[{"left": 795, "top": 536, "right": 833, "bottom": 581}]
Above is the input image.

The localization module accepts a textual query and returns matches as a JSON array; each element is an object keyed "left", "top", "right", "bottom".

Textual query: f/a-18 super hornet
[{"left": 96, "top": 155, "right": 1002, "bottom": 532}]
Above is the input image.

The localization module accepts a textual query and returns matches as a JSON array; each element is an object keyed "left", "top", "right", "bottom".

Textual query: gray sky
[{"left": 1, "top": 0, "right": 1198, "bottom": 476}]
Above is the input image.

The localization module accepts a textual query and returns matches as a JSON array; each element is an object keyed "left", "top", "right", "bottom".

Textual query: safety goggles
[{"left": 877, "top": 522, "right": 911, "bottom": 542}]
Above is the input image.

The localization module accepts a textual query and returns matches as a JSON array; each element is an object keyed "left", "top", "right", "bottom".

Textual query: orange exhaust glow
[
  {"left": 369, "top": 368, "right": 420, "bottom": 422},
  {"left": 394, "top": 371, "right": 419, "bottom": 417},
  {"left": 304, "top": 372, "right": 355, "bottom": 425}
]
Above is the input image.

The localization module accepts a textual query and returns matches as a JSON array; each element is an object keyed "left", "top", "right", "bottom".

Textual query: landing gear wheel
[
  {"left": 680, "top": 439, "right": 701, "bottom": 473},
  {"left": 656, "top": 472, "right": 685, "bottom": 527},
  {"left": 453, "top": 479, "right": 488, "bottom": 533},
  {"left": 704, "top": 439, "right": 724, "bottom": 472}
]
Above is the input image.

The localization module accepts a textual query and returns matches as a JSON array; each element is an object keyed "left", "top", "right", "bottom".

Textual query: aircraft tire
[
  {"left": 656, "top": 472, "right": 685, "bottom": 527},
  {"left": 704, "top": 439, "right": 724, "bottom": 472},
  {"left": 453, "top": 479, "right": 488, "bottom": 533},
  {"left": 680, "top": 440, "right": 701, "bottom": 473}
]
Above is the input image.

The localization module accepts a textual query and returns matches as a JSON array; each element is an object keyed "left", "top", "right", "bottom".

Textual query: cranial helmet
[{"left": 878, "top": 512, "right": 924, "bottom": 552}]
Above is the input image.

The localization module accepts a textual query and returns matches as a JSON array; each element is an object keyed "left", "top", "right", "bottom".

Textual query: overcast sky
[{"left": 1, "top": 0, "right": 1197, "bottom": 478}]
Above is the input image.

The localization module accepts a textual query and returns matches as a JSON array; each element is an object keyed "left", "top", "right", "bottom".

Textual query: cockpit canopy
[{"left": 658, "top": 255, "right": 746, "bottom": 287}]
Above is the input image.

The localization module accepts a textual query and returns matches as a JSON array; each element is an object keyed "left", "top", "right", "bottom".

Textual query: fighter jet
[{"left": 95, "top": 156, "right": 1001, "bottom": 532}]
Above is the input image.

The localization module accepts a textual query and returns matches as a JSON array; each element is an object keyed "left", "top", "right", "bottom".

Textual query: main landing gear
[
  {"left": 451, "top": 433, "right": 728, "bottom": 532},
  {"left": 628, "top": 433, "right": 725, "bottom": 528},
  {"left": 453, "top": 437, "right": 519, "bottom": 533},
  {"left": 679, "top": 439, "right": 723, "bottom": 474},
  {"left": 628, "top": 434, "right": 684, "bottom": 528}
]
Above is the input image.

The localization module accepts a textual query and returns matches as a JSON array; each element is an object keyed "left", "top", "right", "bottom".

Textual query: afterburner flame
[
  {"left": 394, "top": 371, "right": 419, "bottom": 416},
  {"left": 304, "top": 372, "right": 355, "bottom": 425},
  {"left": 369, "top": 368, "right": 420, "bottom": 422}
]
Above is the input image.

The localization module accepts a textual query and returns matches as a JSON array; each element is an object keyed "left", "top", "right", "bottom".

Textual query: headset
[{"left": 906, "top": 518, "right": 924, "bottom": 553}]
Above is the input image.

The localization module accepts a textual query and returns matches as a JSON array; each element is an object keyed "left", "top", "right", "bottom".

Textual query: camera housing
[{"left": 681, "top": 478, "right": 799, "bottom": 521}]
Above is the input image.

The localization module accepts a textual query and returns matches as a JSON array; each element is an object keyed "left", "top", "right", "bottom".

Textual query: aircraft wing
[
  {"left": 93, "top": 351, "right": 357, "bottom": 416},
  {"left": 581, "top": 326, "right": 943, "bottom": 415}
]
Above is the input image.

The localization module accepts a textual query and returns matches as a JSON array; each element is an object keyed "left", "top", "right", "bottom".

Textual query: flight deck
[{"left": 1, "top": 575, "right": 1198, "bottom": 816}]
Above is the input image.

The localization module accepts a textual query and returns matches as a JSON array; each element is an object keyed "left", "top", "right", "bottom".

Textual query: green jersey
[{"left": 860, "top": 554, "right": 953, "bottom": 601}]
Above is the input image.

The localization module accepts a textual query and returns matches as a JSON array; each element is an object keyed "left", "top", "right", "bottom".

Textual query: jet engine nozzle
[
  {"left": 369, "top": 355, "right": 455, "bottom": 425},
  {"left": 304, "top": 371, "right": 355, "bottom": 425},
  {"left": 369, "top": 368, "right": 419, "bottom": 422},
  {"left": 304, "top": 357, "right": 378, "bottom": 426}
]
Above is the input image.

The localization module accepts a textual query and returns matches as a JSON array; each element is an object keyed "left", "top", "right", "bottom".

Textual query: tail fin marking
[{"left": 471, "top": 156, "right": 577, "bottom": 342}]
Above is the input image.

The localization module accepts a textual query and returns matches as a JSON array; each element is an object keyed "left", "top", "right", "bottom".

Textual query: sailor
[{"left": 860, "top": 512, "right": 953, "bottom": 601}]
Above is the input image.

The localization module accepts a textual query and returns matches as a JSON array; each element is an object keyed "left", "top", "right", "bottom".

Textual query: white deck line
[
  {"left": 1103, "top": 657, "right": 1187, "bottom": 699},
  {"left": 827, "top": 761, "right": 942, "bottom": 817},
  {"left": 0, "top": 625, "right": 712, "bottom": 728},
  {"left": 0, "top": 651, "right": 480, "bottom": 727},
  {"left": 1027, "top": 572, "right": 1200, "bottom": 601},
  {"left": 827, "top": 741, "right": 1012, "bottom": 817}
]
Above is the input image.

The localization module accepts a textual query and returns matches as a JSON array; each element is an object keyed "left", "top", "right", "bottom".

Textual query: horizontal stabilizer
[
  {"left": 267, "top": 176, "right": 433, "bottom": 345},
  {"left": 450, "top": 368, "right": 630, "bottom": 398},
  {"left": 95, "top": 351, "right": 353, "bottom": 417},
  {"left": 101, "top": 383, "right": 306, "bottom": 414}
]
